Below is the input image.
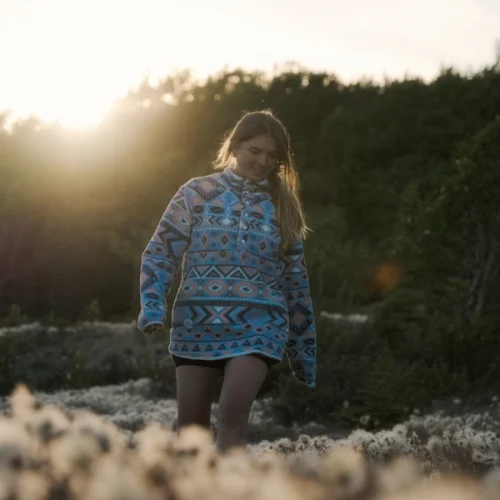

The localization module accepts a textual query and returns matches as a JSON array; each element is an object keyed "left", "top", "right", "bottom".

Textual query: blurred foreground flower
[{"left": 0, "top": 384, "right": 498, "bottom": 500}]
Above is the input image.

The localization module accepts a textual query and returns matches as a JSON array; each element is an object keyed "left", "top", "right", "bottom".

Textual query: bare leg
[
  {"left": 176, "top": 365, "right": 221, "bottom": 432},
  {"left": 216, "top": 355, "right": 269, "bottom": 453}
]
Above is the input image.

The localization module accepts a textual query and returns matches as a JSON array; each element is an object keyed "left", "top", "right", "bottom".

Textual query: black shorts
[{"left": 171, "top": 354, "right": 280, "bottom": 372}]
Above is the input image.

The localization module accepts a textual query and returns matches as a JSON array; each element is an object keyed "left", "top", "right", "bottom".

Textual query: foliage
[
  {"left": 0, "top": 323, "right": 177, "bottom": 396},
  {"left": 80, "top": 299, "right": 102, "bottom": 322}
]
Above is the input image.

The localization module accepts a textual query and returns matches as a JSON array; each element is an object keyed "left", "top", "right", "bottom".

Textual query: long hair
[{"left": 213, "top": 110, "right": 309, "bottom": 251}]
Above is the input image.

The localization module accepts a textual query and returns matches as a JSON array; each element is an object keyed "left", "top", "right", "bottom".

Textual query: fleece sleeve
[
  {"left": 280, "top": 238, "right": 317, "bottom": 388},
  {"left": 137, "top": 182, "right": 193, "bottom": 333}
]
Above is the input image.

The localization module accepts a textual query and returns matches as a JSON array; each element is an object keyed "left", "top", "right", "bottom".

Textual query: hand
[
  {"left": 292, "top": 361, "right": 306, "bottom": 382},
  {"left": 144, "top": 324, "right": 163, "bottom": 334}
]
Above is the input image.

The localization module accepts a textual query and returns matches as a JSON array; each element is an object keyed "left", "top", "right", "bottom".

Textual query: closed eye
[{"left": 249, "top": 147, "right": 278, "bottom": 160}]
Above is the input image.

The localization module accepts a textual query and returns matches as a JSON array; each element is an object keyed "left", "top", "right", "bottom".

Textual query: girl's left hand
[{"left": 292, "top": 362, "right": 305, "bottom": 382}]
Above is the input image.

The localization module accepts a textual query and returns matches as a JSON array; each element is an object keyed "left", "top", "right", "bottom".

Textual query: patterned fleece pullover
[{"left": 138, "top": 166, "right": 317, "bottom": 388}]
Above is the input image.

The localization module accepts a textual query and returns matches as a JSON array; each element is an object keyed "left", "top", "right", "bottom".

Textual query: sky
[{"left": 0, "top": 0, "right": 499, "bottom": 128}]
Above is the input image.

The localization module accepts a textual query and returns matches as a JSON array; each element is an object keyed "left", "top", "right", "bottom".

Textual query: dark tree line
[{"left": 1, "top": 64, "right": 499, "bottom": 324}]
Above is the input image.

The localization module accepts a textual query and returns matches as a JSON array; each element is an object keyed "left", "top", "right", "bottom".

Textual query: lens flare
[{"left": 371, "top": 262, "right": 402, "bottom": 295}]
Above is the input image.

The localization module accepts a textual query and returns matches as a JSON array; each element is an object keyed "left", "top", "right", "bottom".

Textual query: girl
[{"left": 138, "top": 110, "right": 317, "bottom": 452}]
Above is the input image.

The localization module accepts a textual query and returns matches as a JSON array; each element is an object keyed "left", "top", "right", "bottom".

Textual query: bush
[
  {"left": 80, "top": 299, "right": 102, "bottom": 322},
  {"left": 0, "top": 322, "right": 177, "bottom": 396},
  {"left": 0, "top": 304, "right": 29, "bottom": 327},
  {"left": 265, "top": 291, "right": 477, "bottom": 430}
]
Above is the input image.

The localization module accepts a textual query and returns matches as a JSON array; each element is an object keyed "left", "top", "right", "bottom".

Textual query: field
[{"left": 1, "top": 375, "right": 500, "bottom": 499}]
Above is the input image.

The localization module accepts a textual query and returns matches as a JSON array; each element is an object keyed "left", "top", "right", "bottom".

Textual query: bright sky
[{"left": 0, "top": 0, "right": 498, "bottom": 128}]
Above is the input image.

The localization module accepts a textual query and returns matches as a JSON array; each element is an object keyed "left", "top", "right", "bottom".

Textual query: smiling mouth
[{"left": 252, "top": 166, "right": 265, "bottom": 174}]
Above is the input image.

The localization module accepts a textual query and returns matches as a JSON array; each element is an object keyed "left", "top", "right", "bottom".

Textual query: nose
[{"left": 256, "top": 153, "right": 271, "bottom": 167}]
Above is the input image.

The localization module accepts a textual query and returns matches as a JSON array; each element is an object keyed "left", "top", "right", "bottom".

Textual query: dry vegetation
[{"left": 0, "top": 378, "right": 499, "bottom": 499}]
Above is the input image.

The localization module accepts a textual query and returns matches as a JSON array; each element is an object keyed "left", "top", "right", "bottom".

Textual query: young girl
[{"left": 138, "top": 110, "right": 317, "bottom": 452}]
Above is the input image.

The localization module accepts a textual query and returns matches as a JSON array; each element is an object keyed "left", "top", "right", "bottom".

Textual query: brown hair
[{"left": 213, "top": 110, "right": 309, "bottom": 251}]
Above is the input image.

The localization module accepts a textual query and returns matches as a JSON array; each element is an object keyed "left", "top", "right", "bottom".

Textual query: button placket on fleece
[{"left": 237, "top": 181, "right": 255, "bottom": 251}]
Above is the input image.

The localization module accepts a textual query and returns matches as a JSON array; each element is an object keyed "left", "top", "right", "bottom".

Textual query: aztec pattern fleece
[{"left": 138, "top": 166, "right": 317, "bottom": 387}]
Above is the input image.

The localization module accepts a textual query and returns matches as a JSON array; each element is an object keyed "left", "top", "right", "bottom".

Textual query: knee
[{"left": 218, "top": 400, "right": 250, "bottom": 427}]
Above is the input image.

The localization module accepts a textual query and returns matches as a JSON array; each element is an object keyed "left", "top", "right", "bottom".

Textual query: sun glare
[
  {"left": 3, "top": 67, "right": 131, "bottom": 129},
  {"left": 1, "top": 0, "right": 498, "bottom": 130},
  {"left": 25, "top": 89, "right": 117, "bottom": 130},
  {"left": 0, "top": 0, "right": 159, "bottom": 130}
]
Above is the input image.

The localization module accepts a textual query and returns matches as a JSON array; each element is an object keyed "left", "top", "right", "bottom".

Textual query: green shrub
[
  {"left": 265, "top": 291, "right": 477, "bottom": 430},
  {"left": 0, "top": 304, "right": 29, "bottom": 327},
  {"left": 80, "top": 299, "right": 102, "bottom": 322},
  {"left": 0, "top": 323, "right": 177, "bottom": 396}
]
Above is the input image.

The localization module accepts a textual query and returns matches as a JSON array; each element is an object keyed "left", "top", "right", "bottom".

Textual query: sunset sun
[
  {"left": 0, "top": 0, "right": 176, "bottom": 129},
  {"left": 18, "top": 74, "right": 124, "bottom": 129}
]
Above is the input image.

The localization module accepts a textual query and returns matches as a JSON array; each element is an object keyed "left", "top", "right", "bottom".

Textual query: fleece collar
[{"left": 222, "top": 166, "right": 270, "bottom": 191}]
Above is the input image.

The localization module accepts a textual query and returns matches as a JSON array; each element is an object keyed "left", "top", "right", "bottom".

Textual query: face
[{"left": 233, "top": 134, "right": 280, "bottom": 182}]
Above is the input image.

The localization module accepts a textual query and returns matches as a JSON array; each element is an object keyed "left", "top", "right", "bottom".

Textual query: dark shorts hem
[{"left": 171, "top": 353, "right": 280, "bottom": 371}]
